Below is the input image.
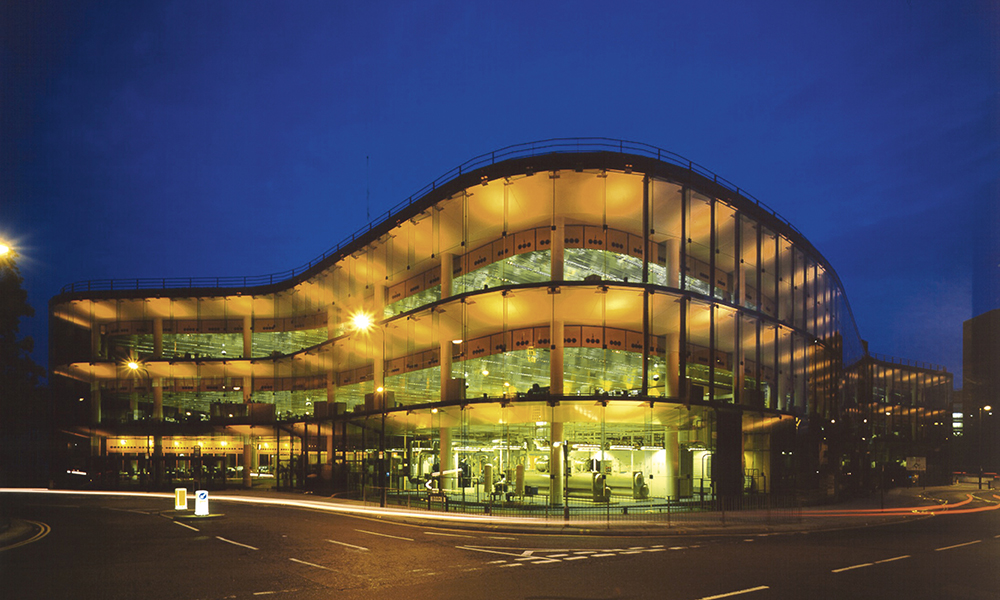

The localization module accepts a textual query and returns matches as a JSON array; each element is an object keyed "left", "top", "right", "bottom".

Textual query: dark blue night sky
[{"left": 3, "top": 1, "right": 997, "bottom": 386}]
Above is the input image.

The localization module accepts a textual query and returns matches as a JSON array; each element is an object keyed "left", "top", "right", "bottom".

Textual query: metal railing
[
  {"left": 58, "top": 137, "right": 804, "bottom": 295},
  {"left": 870, "top": 353, "right": 949, "bottom": 373}
]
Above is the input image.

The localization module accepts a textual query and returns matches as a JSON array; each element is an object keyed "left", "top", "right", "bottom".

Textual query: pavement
[{"left": 2, "top": 482, "right": 997, "bottom": 547}]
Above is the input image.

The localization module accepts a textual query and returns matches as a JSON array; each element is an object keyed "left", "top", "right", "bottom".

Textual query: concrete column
[
  {"left": 153, "top": 317, "right": 163, "bottom": 359},
  {"left": 130, "top": 391, "right": 139, "bottom": 421},
  {"left": 327, "top": 304, "right": 338, "bottom": 340},
  {"left": 90, "top": 381, "right": 102, "bottom": 427},
  {"left": 550, "top": 421, "right": 564, "bottom": 506},
  {"left": 243, "top": 442, "right": 253, "bottom": 489},
  {"left": 153, "top": 378, "right": 163, "bottom": 420},
  {"left": 550, "top": 319, "right": 564, "bottom": 396},
  {"left": 665, "top": 333, "right": 680, "bottom": 399},
  {"left": 665, "top": 430, "right": 679, "bottom": 499},
  {"left": 326, "top": 371, "right": 336, "bottom": 403},
  {"left": 666, "top": 238, "right": 681, "bottom": 289},
  {"left": 91, "top": 324, "right": 102, "bottom": 360},
  {"left": 735, "top": 318, "right": 745, "bottom": 405},
  {"left": 242, "top": 315, "right": 252, "bottom": 358},
  {"left": 374, "top": 284, "right": 385, "bottom": 396},
  {"left": 440, "top": 252, "right": 454, "bottom": 299},
  {"left": 439, "top": 426, "right": 453, "bottom": 491},
  {"left": 551, "top": 217, "right": 565, "bottom": 281}
]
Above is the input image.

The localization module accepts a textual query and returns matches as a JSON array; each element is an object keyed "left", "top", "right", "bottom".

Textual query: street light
[{"left": 979, "top": 404, "right": 993, "bottom": 490}]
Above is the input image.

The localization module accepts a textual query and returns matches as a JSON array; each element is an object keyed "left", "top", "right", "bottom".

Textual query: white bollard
[
  {"left": 194, "top": 489, "right": 209, "bottom": 516},
  {"left": 174, "top": 487, "right": 188, "bottom": 511}
]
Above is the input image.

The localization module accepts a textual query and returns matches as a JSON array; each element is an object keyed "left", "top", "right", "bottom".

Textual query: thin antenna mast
[{"left": 366, "top": 156, "right": 370, "bottom": 222}]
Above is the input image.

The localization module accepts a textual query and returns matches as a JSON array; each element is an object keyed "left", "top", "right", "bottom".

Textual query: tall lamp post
[{"left": 980, "top": 404, "right": 993, "bottom": 490}]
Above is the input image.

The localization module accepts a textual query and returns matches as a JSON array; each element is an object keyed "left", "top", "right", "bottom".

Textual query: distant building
[
  {"left": 49, "top": 139, "right": 952, "bottom": 505},
  {"left": 963, "top": 308, "right": 1000, "bottom": 474}
]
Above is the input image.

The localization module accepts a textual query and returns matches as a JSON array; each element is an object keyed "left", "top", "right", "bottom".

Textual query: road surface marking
[
  {"left": 488, "top": 536, "right": 516, "bottom": 540},
  {"left": 0, "top": 520, "right": 50, "bottom": 553},
  {"left": 516, "top": 556, "right": 537, "bottom": 561},
  {"left": 499, "top": 563, "right": 524, "bottom": 568},
  {"left": 531, "top": 559, "right": 560, "bottom": 564},
  {"left": 216, "top": 536, "right": 258, "bottom": 550},
  {"left": 424, "top": 531, "right": 474, "bottom": 538},
  {"left": 253, "top": 592, "right": 276, "bottom": 596},
  {"left": 487, "top": 560, "right": 507, "bottom": 564},
  {"left": 697, "top": 585, "right": 770, "bottom": 600},
  {"left": 621, "top": 550, "right": 644, "bottom": 554},
  {"left": 289, "top": 558, "right": 331, "bottom": 571},
  {"left": 935, "top": 540, "right": 981, "bottom": 551},
  {"left": 591, "top": 553, "right": 616, "bottom": 558},
  {"left": 548, "top": 553, "right": 570, "bottom": 557},
  {"left": 875, "top": 555, "right": 910, "bottom": 564},
  {"left": 573, "top": 550, "right": 596, "bottom": 554},
  {"left": 173, "top": 521, "right": 199, "bottom": 532},
  {"left": 564, "top": 556, "right": 588, "bottom": 561},
  {"left": 832, "top": 562, "right": 873, "bottom": 573},
  {"left": 644, "top": 548, "right": 667, "bottom": 553},
  {"left": 326, "top": 539, "right": 369, "bottom": 551},
  {"left": 355, "top": 529, "right": 414, "bottom": 541}
]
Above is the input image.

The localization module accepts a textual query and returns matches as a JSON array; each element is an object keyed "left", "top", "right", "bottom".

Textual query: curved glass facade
[{"left": 50, "top": 144, "right": 948, "bottom": 504}]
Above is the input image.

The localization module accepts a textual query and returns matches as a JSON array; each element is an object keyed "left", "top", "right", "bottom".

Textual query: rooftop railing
[
  {"left": 58, "top": 137, "right": 804, "bottom": 294},
  {"left": 870, "top": 352, "right": 950, "bottom": 373}
]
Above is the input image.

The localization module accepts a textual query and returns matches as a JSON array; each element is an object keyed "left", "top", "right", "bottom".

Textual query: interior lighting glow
[
  {"left": 535, "top": 421, "right": 547, "bottom": 426},
  {"left": 119, "top": 439, "right": 127, "bottom": 445},
  {"left": 351, "top": 312, "right": 374, "bottom": 331},
  {"left": 482, "top": 370, "right": 489, "bottom": 376},
  {"left": 221, "top": 441, "right": 227, "bottom": 446}
]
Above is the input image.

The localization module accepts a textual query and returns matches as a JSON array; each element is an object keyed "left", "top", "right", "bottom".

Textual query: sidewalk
[{"left": 196, "top": 483, "right": 975, "bottom": 537}]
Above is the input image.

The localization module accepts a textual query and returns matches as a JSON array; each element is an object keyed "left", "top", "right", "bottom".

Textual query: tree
[{"left": 0, "top": 246, "right": 47, "bottom": 486}]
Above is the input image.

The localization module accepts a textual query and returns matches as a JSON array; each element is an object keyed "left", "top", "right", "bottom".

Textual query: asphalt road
[{"left": 2, "top": 488, "right": 998, "bottom": 600}]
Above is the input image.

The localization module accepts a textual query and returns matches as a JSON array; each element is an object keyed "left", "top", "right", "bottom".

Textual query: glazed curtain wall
[
  {"left": 338, "top": 401, "right": 781, "bottom": 500},
  {"left": 57, "top": 168, "right": 859, "bottom": 422}
]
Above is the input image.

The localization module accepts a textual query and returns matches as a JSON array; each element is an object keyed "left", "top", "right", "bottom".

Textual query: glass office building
[{"left": 49, "top": 139, "right": 951, "bottom": 504}]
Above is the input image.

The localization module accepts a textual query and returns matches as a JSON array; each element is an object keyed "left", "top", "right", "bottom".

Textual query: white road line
[
  {"left": 620, "top": 550, "right": 644, "bottom": 555},
  {"left": 424, "top": 531, "right": 474, "bottom": 538},
  {"left": 173, "top": 520, "right": 199, "bottom": 532},
  {"left": 499, "top": 563, "right": 524, "bottom": 568},
  {"left": 875, "top": 555, "right": 910, "bottom": 564},
  {"left": 253, "top": 592, "right": 276, "bottom": 596},
  {"left": 531, "top": 559, "right": 560, "bottom": 564},
  {"left": 488, "top": 536, "right": 516, "bottom": 540},
  {"left": 564, "top": 556, "right": 588, "bottom": 561},
  {"left": 935, "top": 540, "right": 982, "bottom": 551},
  {"left": 591, "top": 553, "right": 616, "bottom": 558},
  {"left": 832, "top": 562, "right": 873, "bottom": 573},
  {"left": 326, "top": 539, "right": 369, "bottom": 551},
  {"left": 697, "top": 585, "right": 770, "bottom": 600},
  {"left": 573, "top": 550, "right": 596, "bottom": 554},
  {"left": 548, "top": 553, "right": 570, "bottom": 558},
  {"left": 644, "top": 548, "right": 667, "bottom": 553},
  {"left": 289, "top": 558, "right": 331, "bottom": 571},
  {"left": 216, "top": 536, "right": 259, "bottom": 551},
  {"left": 355, "top": 529, "right": 414, "bottom": 541},
  {"left": 487, "top": 560, "right": 507, "bottom": 564}
]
